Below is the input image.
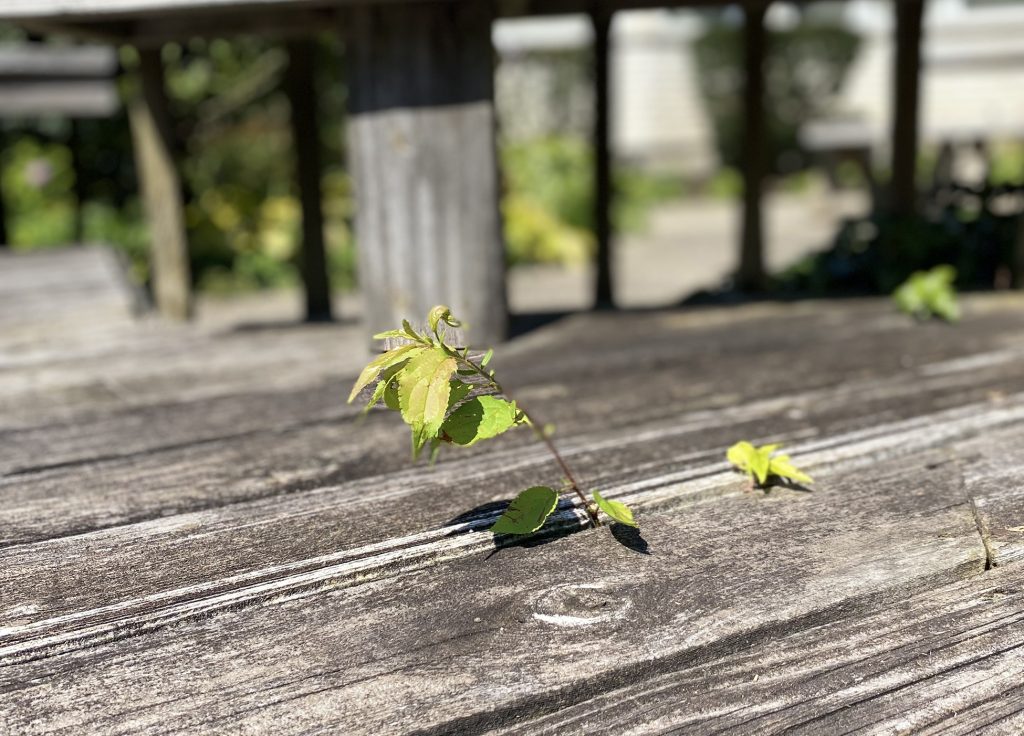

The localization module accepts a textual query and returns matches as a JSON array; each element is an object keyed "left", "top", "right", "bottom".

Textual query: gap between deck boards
[{"left": 2, "top": 392, "right": 1022, "bottom": 666}]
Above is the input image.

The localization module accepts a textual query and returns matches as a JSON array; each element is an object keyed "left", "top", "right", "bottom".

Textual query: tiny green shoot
[
  {"left": 726, "top": 441, "right": 813, "bottom": 488},
  {"left": 349, "top": 305, "right": 636, "bottom": 536},
  {"left": 893, "top": 265, "right": 960, "bottom": 322}
]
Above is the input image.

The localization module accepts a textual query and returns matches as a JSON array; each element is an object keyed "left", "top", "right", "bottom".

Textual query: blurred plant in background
[
  {"left": 501, "top": 135, "right": 680, "bottom": 265},
  {"left": 1, "top": 31, "right": 675, "bottom": 293},
  {"left": 692, "top": 17, "right": 859, "bottom": 175},
  {"left": 2, "top": 32, "right": 357, "bottom": 294}
]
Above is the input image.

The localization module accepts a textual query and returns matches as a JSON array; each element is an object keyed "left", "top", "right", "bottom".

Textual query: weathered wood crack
[{"left": 4, "top": 394, "right": 1022, "bottom": 666}]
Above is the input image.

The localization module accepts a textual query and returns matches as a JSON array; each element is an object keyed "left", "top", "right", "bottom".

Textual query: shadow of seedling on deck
[
  {"left": 753, "top": 478, "right": 814, "bottom": 495},
  {"left": 611, "top": 523, "right": 650, "bottom": 554},
  {"left": 446, "top": 497, "right": 652, "bottom": 557},
  {"left": 447, "top": 497, "right": 582, "bottom": 558}
]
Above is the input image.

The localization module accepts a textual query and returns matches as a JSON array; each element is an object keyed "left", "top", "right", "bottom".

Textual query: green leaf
[
  {"left": 348, "top": 344, "right": 425, "bottom": 403},
  {"left": 440, "top": 395, "right": 521, "bottom": 446},
  {"left": 383, "top": 379, "right": 400, "bottom": 411},
  {"left": 397, "top": 347, "right": 458, "bottom": 457},
  {"left": 490, "top": 486, "right": 559, "bottom": 535},
  {"left": 893, "top": 265, "right": 959, "bottom": 322},
  {"left": 592, "top": 491, "right": 638, "bottom": 528},
  {"left": 363, "top": 360, "right": 409, "bottom": 413},
  {"left": 726, "top": 440, "right": 773, "bottom": 485},
  {"left": 402, "top": 319, "right": 421, "bottom": 341},
  {"left": 428, "top": 305, "right": 449, "bottom": 333},
  {"left": 728, "top": 441, "right": 814, "bottom": 487},
  {"left": 371, "top": 329, "right": 411, "bottom": 340},
  {"left": 428, "top": 304, "right": 462, "bottom": 334},
  {"left": 480, "top": 348, "right": 494, "bottom": 367},
  {"left": 768, "top": 454, "right": 813, "bottom": 485},
  {"left": 447, "top": 380, "right": 473, "bottom": 410}
]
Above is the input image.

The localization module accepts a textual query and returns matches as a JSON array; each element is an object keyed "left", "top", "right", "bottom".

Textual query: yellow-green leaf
[
  {"left": 768, "top": 454, "right": 813, "bottom": 485},
  {"left": 490, "top": 486, "right": 559, "bottom": 535},
  {"left": 363, "top": 360, "right": 409, "bottom": 413},
  {"left": 728, "top": 441, "right": 814, "bottom": 487},
  {"left": 593, "top": 491, "right": 637, "bottom": 527},
  {"left": 398, "top": 347, "right": 457, "bottom": 457},
  {"left": 348, "top": 344, "right": 425, "bottom": 403},
  {"left": 893, "top": 265, "right": 960, "bottom": 322},
  {"left": 726, "top": 440, "right": 771, "bottom": 485}
]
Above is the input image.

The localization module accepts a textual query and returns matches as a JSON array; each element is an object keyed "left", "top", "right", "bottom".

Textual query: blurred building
[{"left": 494, "top": 0, "right": 1024, "bottom": 179}]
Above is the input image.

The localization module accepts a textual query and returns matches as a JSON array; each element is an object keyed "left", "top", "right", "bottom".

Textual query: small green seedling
[
  {"left": 893, "top": 265, "right": 960, "bottom": 322},
  {"left": 727, "top": 441, "right": 813, "bottom": 488},
  {"left": 348, "top": 305, "right": 636, "bottom": 535}
]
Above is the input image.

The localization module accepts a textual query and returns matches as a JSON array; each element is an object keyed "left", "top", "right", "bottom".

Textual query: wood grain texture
[
  {"left": 346, "top": 0, "right": 507, "bottom": 345},
  {"left": 0, "top": 442, "right": 1011, "bottom": 734},
  {"left": 127, "top": 46, "right": 192, "bottom": 321},
  {"left": 4, "top": 256, "right": 1024, "bottom": 733}
]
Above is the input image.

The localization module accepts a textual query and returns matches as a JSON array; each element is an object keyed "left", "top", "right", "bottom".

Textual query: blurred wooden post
[
  {"left": 738, "top": 1, "right": 767, "bottom": 292},
  {"left": 592, "top": 5, "right": 614, "bottom": 309},
  {"left": 890, "top": 0, "right": 924, "bottom": 217},
  {"left": 347, "top": 1, "right": 506, "bottom": 345},
  {"left": 1013, "top": 214, "right": 1024, "bottom": 290},
  {"left": 0, "top": 130, "right": 7, "bottom": 247},
  {"left": 285, "top": 39, "right": 333, "bottom": 322},
  {"left": 128, "top": 46, "right": 192, "bottom": 320},
  {"left": 70, "top": 120, "right": 87, "bottom": 243}
]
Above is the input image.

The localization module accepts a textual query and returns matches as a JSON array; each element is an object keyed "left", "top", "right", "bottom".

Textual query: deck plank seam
[{"left": 4, "top": 395, "right": 1023, "bottom": 666}]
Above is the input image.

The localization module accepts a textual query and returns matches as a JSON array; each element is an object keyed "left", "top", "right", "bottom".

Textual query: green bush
[
  {"left": 693, "top": 19, "right": 860, "bottom": 174},
  {"left": 501, "top": 135, "right": 680, "bottom": 265}
]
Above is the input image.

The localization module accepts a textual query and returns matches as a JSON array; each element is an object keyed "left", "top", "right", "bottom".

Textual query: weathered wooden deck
[{"left": 3, "top": 248, "right": 1024, "bottom": 734}]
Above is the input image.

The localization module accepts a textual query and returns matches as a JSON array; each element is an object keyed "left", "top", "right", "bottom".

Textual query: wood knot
[{"left": 531, "top": 583, "right": 631, "bottom": 628}]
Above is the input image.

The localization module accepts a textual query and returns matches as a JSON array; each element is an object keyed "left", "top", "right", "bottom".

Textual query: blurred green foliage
[
  {"left": 780, "top": 202, "right": 1022, "bottom": 297},
  {"left": 693, "top": 19, "right": 859, "bottom": 174},
  {"left": 3, "top": 34, "right": 356, "bottom": 294},
  {"left": 893, "top": 264, "right": 960, "bottom": 322},
  {"left": 3, "top": 35, "right": 676, "bottom": 290},
  {"left": 501, "top": 135, "right": 680, "bottom": 265}
]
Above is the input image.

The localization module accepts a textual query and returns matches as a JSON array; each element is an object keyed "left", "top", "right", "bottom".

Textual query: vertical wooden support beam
[
  {"left": 1013, "top": 214, "right": 1024, "bottom": 290},
  {"left": 285, "top": 39, "right": 333, "bottom": 322},
  {"left": 592, "top": 6, "right": 614, "bottom": 309},
  {"left": 738, "top": 1, "right": 768, "bottom": 292},
  {"left": 128, "top": 46, "right": 192, "bottom": 320},
  {"left": 70, "top": 120, "right": 87, "bottom": 243},
  {"left": 890, "top": 0, "right": 924, "bottom": 217},
  {"left": 347, "top": 1, "right": 506, "bottom": 345},
  {"left": 0, "top": 130, "right": 7, "bottom": 247}
]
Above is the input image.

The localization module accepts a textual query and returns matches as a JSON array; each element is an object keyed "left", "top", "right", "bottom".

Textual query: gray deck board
[{"left": 2, "top": 249, "right": 1024, "bottom": 733}]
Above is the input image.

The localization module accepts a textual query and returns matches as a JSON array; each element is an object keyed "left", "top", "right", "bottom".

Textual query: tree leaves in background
[
  {"left": 593, "top": 491, "right": 638, "bottom": 527},
  {"left": 490, "top": 486, "right": 559, "bottom": 535}
]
